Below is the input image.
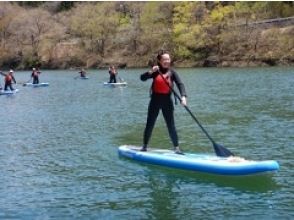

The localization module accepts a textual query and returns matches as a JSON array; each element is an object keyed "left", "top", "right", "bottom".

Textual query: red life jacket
[
  {"left": 152, "top": 72, "right": 172, "bottom": 94},
  {"left": 5, "top": 75, "right": 12, "bottom": 82}
]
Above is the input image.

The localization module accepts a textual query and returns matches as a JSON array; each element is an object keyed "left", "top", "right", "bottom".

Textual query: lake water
[{"left": 0, "top": 67, "right": 293, "bottom": 219}]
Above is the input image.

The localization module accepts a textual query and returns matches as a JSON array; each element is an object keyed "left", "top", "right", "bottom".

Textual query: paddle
[
  {"left": 158, "top": 72, "right": 234, "bottom": 157},
  {"left": 23, "top": 78, "right": 32, "bottom": 86},
  {"left": 118, "top": 76, "right": 124, "bottom": 83}
]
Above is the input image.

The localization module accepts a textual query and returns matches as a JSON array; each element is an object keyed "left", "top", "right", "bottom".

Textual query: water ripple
[{"left": 0, "top": 68, "right": 293, "bottom": 219}]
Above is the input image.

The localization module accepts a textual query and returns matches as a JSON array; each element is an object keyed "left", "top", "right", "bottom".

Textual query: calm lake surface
[{"left": 0, "top": 67, "right": 293, "bottom": 219}]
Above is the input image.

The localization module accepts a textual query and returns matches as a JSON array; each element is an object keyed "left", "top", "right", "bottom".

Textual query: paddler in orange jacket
[{"left": 0, "top": 70, "right": 16, "bottom": 91}]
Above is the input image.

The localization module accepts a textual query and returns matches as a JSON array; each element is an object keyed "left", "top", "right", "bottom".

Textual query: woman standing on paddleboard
[{"left": 140, "top": 50, "right": 187, "bottom": 154}]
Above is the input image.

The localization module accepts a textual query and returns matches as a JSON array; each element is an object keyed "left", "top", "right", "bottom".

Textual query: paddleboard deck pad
[
  {"left": 103, "top": 82, "right": 127, "bottom": 87},
  {"left": 23, "top": 83, "right": 49, "bottom": 87},
  {"left": 118, "top": 145, "right": 279, "bottom": 175},
  {"left": 0, "top": 89, "right": 19, "bottom": 95}
]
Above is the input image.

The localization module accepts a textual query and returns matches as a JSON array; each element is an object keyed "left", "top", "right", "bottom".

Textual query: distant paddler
[
  {"left": 0, "top": 69, "right": 17, "bottom": 91},
  {"left": 31, "top": 67, "right": 41, "bottom": 84},
  {"left": 78, "top": 68, "right": 87, "bottom": 78},
  {"left": 108, "top": 65, "right": 117, "bottom": 83}
]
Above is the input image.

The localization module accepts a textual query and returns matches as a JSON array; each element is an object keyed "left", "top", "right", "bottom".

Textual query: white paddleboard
[
  {"left": 0, "top": 89, "right": 19, "bottom": 95},
  {"left": 23, "top": 83, "right": 49, "bottom": 87},
  {"left": 103, "top": 82, "right": 127, "bottom": 87}
]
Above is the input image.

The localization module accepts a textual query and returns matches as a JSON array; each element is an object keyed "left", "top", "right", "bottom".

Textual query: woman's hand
[
  {"left": 181, "top": 96, "right": 187, "bottom": 106},
  {"left": 148, "top": 66, "right": 159, "bottom": 75},
  {"left": 152, "top": 66, "right": 159, "bottom": 73}
]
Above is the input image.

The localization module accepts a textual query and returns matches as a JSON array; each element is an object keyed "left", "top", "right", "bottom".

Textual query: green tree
[
  {"left": 57, "top": 1, "right": 75, "bottom": 12},
  {"left": 172, "top": 2, "right": 209, "bottom": 60},
  {"left": 204, "top": 3, "right": 235, "bottom": 55},
  {"left": 17, "top": 1, "right": 45, "bottom": 8},
  {"left": 70, "top": 2, "right": 119, "bottom": 56},
  {"left": 251, "top": 2, "right": 294, "bottom": 20},
  {"left": 139, "top": 2, "right": 173, "bottom": 56},
  {"left": 114, "top": 2, "right": 143, "bottom": 54}
]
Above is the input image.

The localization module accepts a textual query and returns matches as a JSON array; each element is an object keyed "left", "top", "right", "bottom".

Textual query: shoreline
[
  {"left": 1, "top": 60, "right": 293, "bottom": 71},
  {"left": 1, "top": 64, "right": 293, "bottom": 72}
]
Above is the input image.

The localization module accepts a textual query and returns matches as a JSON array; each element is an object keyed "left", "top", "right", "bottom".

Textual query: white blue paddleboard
[
  {"left": 78, "top": 76, "right": 89, "bottom": 79},
  {"left": 118, "top": 145, "right": 279, "bottom": 176},
  {"left": 0, "top": 89, "right": 19, "bottom": 95},
  {"left": 103, "top": 82, "right": 127, "bottom": 87},
  {"left": 23, "top": 83, "right": 49, "bottom": 87}
]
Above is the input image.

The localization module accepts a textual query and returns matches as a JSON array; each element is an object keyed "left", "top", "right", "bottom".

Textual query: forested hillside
[{"left": 0, "top": 1, "right": 293, "bottom": 69}]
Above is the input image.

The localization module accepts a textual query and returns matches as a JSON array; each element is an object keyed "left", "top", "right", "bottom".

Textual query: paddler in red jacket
[
  {"left": 0, "top": 70, "right": 16, "bottom": 91},
  {"left": 140, "top": 50, "right": 187, "bottom": 154}
]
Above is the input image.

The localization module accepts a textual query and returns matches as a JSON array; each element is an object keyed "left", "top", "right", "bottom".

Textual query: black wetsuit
[
  {"left": 140, "top": 68, "right": 186, "bottom": 147},
  {"left": 109, "top": 70, "right": 117, "bottom": 83},
  {"left": 79, "top": 71, "right": 86, "bottom": 78}
]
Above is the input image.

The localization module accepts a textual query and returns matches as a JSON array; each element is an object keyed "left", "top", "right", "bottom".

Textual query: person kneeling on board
[
  {"left": 0, "top": 70, "right": 16, "bottom": 91},
  {"left": 79, "top": 68, "right": 87, "bottom": 78},
  {"left": 108, "top": 66, "right": 117, "bottom": 83},
  {"left": 31, "top": 68, "right": 41, "bottom": 84},
  {"left": 140, "top": 50, "right": 187, "bottom": 154}
]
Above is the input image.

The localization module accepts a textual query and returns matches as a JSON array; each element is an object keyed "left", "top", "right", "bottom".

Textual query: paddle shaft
[
  {"left": 118, "top": 76, "right": 124, "bottom": 82},
  {"left": 158, "top": 73, "right": 217, "bottom": 145},
  {"left": 158, "top": 72, "right": 234, "bottom": 156},
  {"left": 184, "top": 104, "right": 216, "bottom": 145},
  {"left": 24, "top": 78, "right": 32, "bottom": 84}
]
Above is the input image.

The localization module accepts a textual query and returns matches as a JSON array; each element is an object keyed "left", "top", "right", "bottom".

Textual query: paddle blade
[{"left": 213, "top": 143, "right": 234, "bottom": 157}]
